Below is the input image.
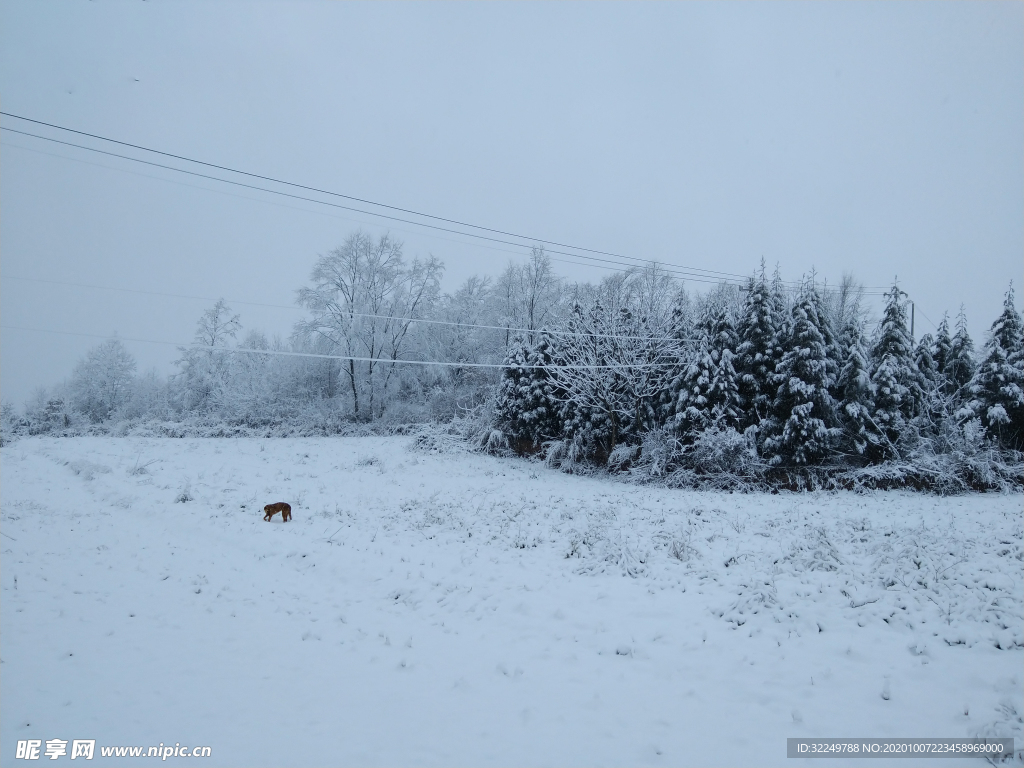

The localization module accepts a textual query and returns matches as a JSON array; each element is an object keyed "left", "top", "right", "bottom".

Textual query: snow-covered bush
[
  {"left": 607, "top": 442, "right": 641, "bottom": 473},
  {"left": 543, "top": 435, "right": 593, "bottom": 475},
  {"left": 174, "top": 481, "right": 193, "bottom": 503},
  {"left": 681, "top": 426, "right": 761, "bottom": 476},
  {"left": 0, "top": 400, "right": 24, "bottom": 446},
  {"left": 634, "top": 426, "right": 679, "bottom": 477}
]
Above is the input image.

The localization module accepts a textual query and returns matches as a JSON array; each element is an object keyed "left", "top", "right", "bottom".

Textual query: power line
[
  {"left": 4, "top": 275, "right": 696, "bottom": 343},
  {"left": 1, "top": 135, "right": 769, "bottom": 288},
  {"left": 0, "top": 138, "right": 559, "bottom": 264},
  {"left": 914, "top": 306, "right": 940, "bottom": 333},
  {"left": 0, "top": 113, "right": 891, "bottom": 293},
  {"left": 0, "top": 324, "right": 677, "bottom": 370},
  {"left": 6, "top": 269, "right": 899, "bottom": 347},
  {"left": 2, "top": 136, "right": 757, "bottom": 287},
  {"left": 0, "top": 125, "right": 744, "bottom": 287},
  {"left": 1, "top": 111, "right": 757, "bottom": 283}
]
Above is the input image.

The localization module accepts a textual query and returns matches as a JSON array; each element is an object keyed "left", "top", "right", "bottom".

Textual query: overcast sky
[{"left": 1, "top": 1, "right": 1021, "bottom": 406}]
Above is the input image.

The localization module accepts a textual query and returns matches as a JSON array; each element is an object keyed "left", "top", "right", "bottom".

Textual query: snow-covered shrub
[
  {"left": 543, "top": 435, "right": 592, "bottom": 474},
  {"left": 634, "top": 426, "right": 679, "bottom": 477},
  {"left": 653, "top": 521, "right": 702, "bottom": 563},
  {"left": 0, "top": 400, "right": 24, "bottom": 446},
  {"left": 574, "top": 528, "right": 648, "bottom": 578},
  {"left": 972, "top": 700, "right": 1024, "bottom": 765},
  {"left": 477, "top": 428, "right": 509, "bottom": 456},
  {"left": 543, "top": 439, "right": 568, "bottom": 468},
  {"left": 680, "top": 426, "right": 762, "bottom": 476},
  {"left": 661, "top": 427, "right": 767, "bottom": 490},
  {"left": 21, "top": 386, "right": 83, "bottom": 436},
  {"left": 607, "top": 443, "right": 640, "bottom": 473},
  {"left": 174, "top": 481, "right": 193, "bottom": 503}
]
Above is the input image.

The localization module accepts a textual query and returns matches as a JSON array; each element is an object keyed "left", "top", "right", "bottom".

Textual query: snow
[{"left": 2, "top": 435, "right": 1022, "bottom": 766}]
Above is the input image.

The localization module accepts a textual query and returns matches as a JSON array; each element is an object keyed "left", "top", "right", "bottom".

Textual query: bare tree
[
  {"left": 295, "top": 231, "right": 442, "bottom": 419},
  {"left": 495, "top": 245, "right": 564, "bottom": 348},
  {"left": 820, "top": 272, "right": 866, "bottom": 338}
]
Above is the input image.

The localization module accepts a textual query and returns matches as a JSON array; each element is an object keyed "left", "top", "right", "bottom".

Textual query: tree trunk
[{"left": 347, "top": 359, "right": 359, "bottom": 416}]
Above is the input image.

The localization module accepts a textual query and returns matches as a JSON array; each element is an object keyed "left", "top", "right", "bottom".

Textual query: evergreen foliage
[
  {"left": 914, "top": 333, "right": 938, "bottom": 387},
  {"left": 945, "top": 306, "right": 976, "bottom": 399},
  {"left": 659, "top": 296, "right": 694, "bottom": 426},
  {"left": 673, "top": 304, "right": 742, "bottom": 439},
  {"left": 970, "top": 285, "right": 1024, "bottom": 450},
  {"left": 734, "top": 266, "right": 778, "bottom": 429},
  {"left": 761, "top": 281, "right": 840, "bottom": 466},
  {"left": 835, "top": 319, "right": 874, "bottom": 457},
  {"left": 932, "top": 314, "right": 953, "bottom": 384},
  {"left": 494, "top": 337, "right": 533, "bottom": 448},
  {"left": 869, "top": 284, "right": 921, "bottom": 449},
  {"left": 494, "top": 332, "right": 564, "bottom": 454}
]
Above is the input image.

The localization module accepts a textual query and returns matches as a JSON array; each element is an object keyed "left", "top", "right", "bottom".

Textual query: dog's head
[{"left": 263, "top": 504, "right": 273, "bottom": 514}]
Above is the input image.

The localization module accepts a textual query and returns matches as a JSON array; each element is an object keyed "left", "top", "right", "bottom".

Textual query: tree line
[
  {"left": 3, "top": 230, "right": 1021, "bottom": 490},
  {"left": 493, "top": 261, "right": 1022, "bottom": 488}
]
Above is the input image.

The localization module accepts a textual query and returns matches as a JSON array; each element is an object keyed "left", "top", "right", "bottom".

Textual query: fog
[{"left": 2, "top": 1, "right": 1021, "bottom": 406}]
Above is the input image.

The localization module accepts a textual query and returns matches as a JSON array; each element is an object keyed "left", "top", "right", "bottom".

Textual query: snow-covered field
[{"left": 2, "top": 436, "right": 1021, "bottom": 767}]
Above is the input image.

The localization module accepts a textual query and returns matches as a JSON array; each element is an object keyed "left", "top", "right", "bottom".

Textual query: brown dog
[{"left": 263, "top": 502, "right": 292, "bottom": 522}]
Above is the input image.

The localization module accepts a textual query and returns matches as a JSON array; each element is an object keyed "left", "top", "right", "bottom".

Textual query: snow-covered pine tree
[
  {"left": 494, "top": 331, "right": 565, "bottom": 453},
  {"left": 770, "top": 265, "right": 790, "bottom": 349},
  {"left": 914, "top": 333, "right": 939, "bottom": 387},
  {"left": 868, "top": 283, "right": 921, "bottom": 452},
  {"left": 911, "top": 331, "right": 948, "bottom": 436},
  {"left": 761, "top": 280, "right": 840, "bottom": 466},
  {"left": 931, "top": 313, "right": 953, "bottom": 384},
  {"left": 970, "top": 284, "right": 1024, "bottom": 450},
  {"left": 835, "top": 319, "right": 874, "bottom": 458},
  {"left": 672, "top": 309, "right": 715, "bottom": 439},
  {"left": 523, "top": 331, "right": 565, "bottom": 442},
  {"left": 673, "top": 303, "right": 742, "bottom": 440},
  {"left": 945, "top": 306, "right": 976, "bottom": 400},
  {"left": 807, "top": 272, "right": 841, "bottom": 401},
  {"left": 735, "top": 265, "right": 777, "bottom": 429},
  {"left": 768, "top": 265, "right": 792, "bottom": 393},
  {"left": 709, "top": 303, "right": 743, "bottom": 429},
  {"left": 659, "top": 294, "right": 694, "bottom": 427},
  {"left": 494, "top": 336, "right": 533, "bottom": 450}
]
